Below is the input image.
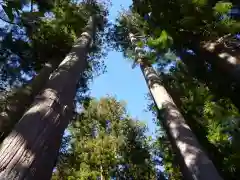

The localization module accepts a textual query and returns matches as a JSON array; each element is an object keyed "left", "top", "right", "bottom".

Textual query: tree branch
[
  {"left": 31, "top": 0, "right": 33, "bottom": 12},
  {"left": 0, "top": 16, "right": 16, "bottom": 25}
]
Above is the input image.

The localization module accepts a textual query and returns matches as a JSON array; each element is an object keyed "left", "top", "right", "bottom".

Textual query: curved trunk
[
  {"left": 0, "top": 61, "right": 59, "bottom": 142},
  {"left": 0, "top": 15, "right": 97, "bottom": 179},
  {"left": 140, "top": 63, "right": 223, "bottom": 180}
]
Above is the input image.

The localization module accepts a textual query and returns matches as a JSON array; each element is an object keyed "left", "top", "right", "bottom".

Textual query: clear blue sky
[{"left": 90, "top": 0, "right": 156, "bottom": 136}]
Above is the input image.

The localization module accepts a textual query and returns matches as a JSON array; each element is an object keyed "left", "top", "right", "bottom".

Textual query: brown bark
[
  {"left": 140, "top": 63, "right": 223, "bottom": 180},
  {"left": 0, "top": 61, "right": 59, "bottom": 142},
  {"left": 129, "top": 32, "right": 222, "bottom": 179},
  {"left": 162, "top": 67, "right": 232, "bottom": 179},
  {"left": 185, "top": 42, "right": 240, "bottom": 111},
  {"left": 199, "top": 35, "right": 240, "bottom": 85},
  {"left": 0, "top": 16, "right": 97, "bottom": 179}
]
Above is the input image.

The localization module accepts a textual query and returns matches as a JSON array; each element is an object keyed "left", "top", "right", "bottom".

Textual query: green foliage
[
  {"left": 214, "top": 1, "right": 233, "bottom": 15},
  {"left": 147, "top": 30, "right": 173, "bottom": 50},
  {"left": 152, "top": 131, "right": 182, "bottom": 180},
  {"left": 0, "top": 0, "right": 108, "bottom": 89},
  {"left": 145, "top": 62, "right": 240, "bottom": 179},
  {"left": 130, "top": 0, "right": 240, "bottom": 110},
  {"left": 160, "top": 62, "right": 240, "bottom": 179},
  {"left": 132, "top": 0, "right": 240, "bottom": 43},
  {"left": 192, "top": 0, "right": 208, "bottom": 6},
  {"left": 53, "top": 97, "right": 157, "bottom": 179}
]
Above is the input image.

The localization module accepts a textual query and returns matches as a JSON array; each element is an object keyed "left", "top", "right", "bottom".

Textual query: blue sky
[{"left": 90, "top": 0, "right": 156, "bottom": 136}]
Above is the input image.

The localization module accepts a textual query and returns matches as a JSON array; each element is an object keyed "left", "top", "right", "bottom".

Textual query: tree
[
  {"left": 0, "top": 1, "right": 107, "bottom": 178},
  {"left": 131, "top": 34, "right": 222, "bottom": 180},
  {"left": 131, "top": 0, "right": 240, "bottom": 111},
  {"left": 0, "top": 0, "right": 106, "bottom": 143},
  {"left": 0, "top": 62, "right": 59, "bottom": 141},
  {"left": 110, "top": 12, "right": 223, "bottom": 180},
  {"left": 52, "top": 96, "right": 157, "bottom": 180}
]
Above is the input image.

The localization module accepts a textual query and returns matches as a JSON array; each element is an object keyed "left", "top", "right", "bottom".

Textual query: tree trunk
[
  {"left": 100, "top": 165, "right": 105, "bottom": 180},
  {"left": 202, "top": 35, "right": 240, "bottom": 82},
  {"left": 179, "top": 50, "right": 232, "bottom": 102},
  {"left": 129, "top": 33, "right": 223, "bottom": 180},
  {"left": 162, "top": 67, "right": 232, "bottom": 179},
  {"left": 0, "top": 61, "right": 59, "bottom": 142},
  {"left": 140, "top": 63, "right": 223, "bottom": 180},
  {"left": 188, "top": 43, "right": 240, "bottom": 111},
  {"left": 0, "top": 15, "right": 97, "bottom": 180}
]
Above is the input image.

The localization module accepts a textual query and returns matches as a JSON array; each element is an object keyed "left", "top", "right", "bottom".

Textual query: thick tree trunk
[
  {"left": 0, "top": 16, "right": 97, "bottom": 180},
  {"left": 202, "top": 35, "right": 240, "bottom": 82},
  {"left": 179, "top": 50, "right": 231, "bottom": 100},
  {"left": 202, "top": 38, "right": 240, "bottom": 107},
  {"left": 140, "top": 63, "right": 223, "bottom": 180},
  {"left": 0, "top": 61, "right": 59, "bottom": 142},
  {"left": 187, "top": 43, "right": 240, "bottom": 111}
]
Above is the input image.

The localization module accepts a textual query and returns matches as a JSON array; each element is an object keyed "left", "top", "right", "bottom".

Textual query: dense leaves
[
  {"left": 0, "top": 0, "right": 107, "bottom": 90},
  {"left": 131, "top": 0, "right": 240, "bottom": 111},
  {"left": 52, "top": 97, "right": 159, "bottom": 180},
  {"left": 162, "top": 62, "right": 240, "bottom": 179},
  {"left": 147, "top": 62, "right": 240, "bottom": 179}
]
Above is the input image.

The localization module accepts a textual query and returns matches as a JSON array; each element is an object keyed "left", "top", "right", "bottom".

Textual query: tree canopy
[
  {"left": 0, "top": 0, "right": 240, "bottom": 179},
  {"left": 52, "top": 97, "right": 159, "bottom": 180}
]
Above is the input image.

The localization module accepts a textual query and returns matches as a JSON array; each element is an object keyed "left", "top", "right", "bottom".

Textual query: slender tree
[
  {"left": 0, "top": 7, "right": 103, "bottom": 178},
  {"left": 127, "top": 32, "right": 223, "bottom": 180}
]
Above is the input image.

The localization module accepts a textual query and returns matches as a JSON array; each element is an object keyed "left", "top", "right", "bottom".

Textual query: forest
[{"left": 0, "top": 0, "right": 240, "bottom": 179}]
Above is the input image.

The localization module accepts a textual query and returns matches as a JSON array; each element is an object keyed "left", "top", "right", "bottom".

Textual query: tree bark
[
  {"left": 129, "top": 33, "right": 223, "bottom": 180},
  {"left": 140, "top": 63, "right": 223, "bottom": 180},
  {"left": 185, "top": 42, "right": 240, "bottom": 111},
  {"left": 162, "top": 67, "right": 232, "bottom": 179},
  {"left": 0, "top": 15, "right": 97, "bottom": 180},
  {"left": 0, "top": 61, "right": 59, "bottom": 142},
  {"left": 100, "top": 165, "right": 105, "bottom": 180},
  {"left": 201, "top": 35, "right": 240, "bottom": 82}
]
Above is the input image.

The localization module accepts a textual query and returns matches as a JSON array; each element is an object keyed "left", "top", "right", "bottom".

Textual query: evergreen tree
[{"left": 53, "top": 96, "right": 157, "bottom": 180}]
